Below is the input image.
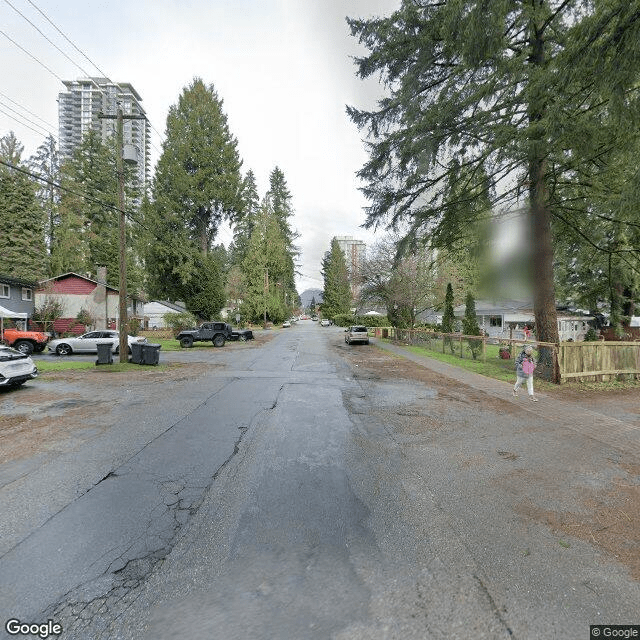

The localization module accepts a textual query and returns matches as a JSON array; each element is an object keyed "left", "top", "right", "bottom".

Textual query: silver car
[
  {"left": 345, "top": 326, "right": 370, "bottom": 345},
  {"left": 48, "top": 331, "right": 146, "bottom": 356},
  {"left": 0, "top": 345, "right": 38, "bottom": 387}
]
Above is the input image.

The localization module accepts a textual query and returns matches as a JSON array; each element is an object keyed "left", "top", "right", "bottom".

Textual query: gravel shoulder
[{"left": 338, "top": 340, "right": 640, "bottom": 588}]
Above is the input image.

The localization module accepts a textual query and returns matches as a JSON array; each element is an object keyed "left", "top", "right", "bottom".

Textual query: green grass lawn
[
  {"left": 394, "top": 340, "right": 559, "bottom": 393},
  {"left": 386, "top": 339, "right": 640, "bottom": 392}
]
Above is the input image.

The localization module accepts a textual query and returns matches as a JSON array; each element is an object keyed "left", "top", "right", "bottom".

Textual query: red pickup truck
[{"left": 1, "top": 328, "right": 50, "bottom": 354}]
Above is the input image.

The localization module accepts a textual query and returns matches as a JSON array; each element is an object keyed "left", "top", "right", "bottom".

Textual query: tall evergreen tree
[
  {"left": 0, "top": 135, "right": 47, "bottom": 280},
  {"left": 462, "top": 292, "right": 482, "bottom": 359},
  {"left": 347, "top": 1, "right": 640, "bottom": 352},
  {"left": 55, "top": 131, "right": 143, "bottom": 292},
  {"left": 266, "top": 166, "right": 298, "bottom": 304},
  {"left": 321, "top": 238, "right": 352, "bottom": 318},
  {"left": 29, "top": 135, "right": 60, "bottom": 269},
  {"left": 152, "top": 77, "right": 243, "bottom": 254},
  {"left": 229, "top": 169, "right": 260, "bottom": 265},
  {"left": 441, "top": 282, "right": 456, "bottom": 354},
  {"left": 241, "top": 197, "right": 291, "bottom": 324}
]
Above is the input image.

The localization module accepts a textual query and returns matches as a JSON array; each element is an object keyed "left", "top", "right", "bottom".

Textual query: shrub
[
  {"left": 584, "top": 326, "right": 599, "bottom": 341},
  {"left": 163, "top": 311, "right": 199, "bottom": 336}
]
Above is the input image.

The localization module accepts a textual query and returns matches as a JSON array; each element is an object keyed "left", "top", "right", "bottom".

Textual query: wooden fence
[
  {"left": 371, "top": 327, "right": 640, "bottom": 383},
  {"left": 558, "top": 341, "right": 640, "bottom": 382}
]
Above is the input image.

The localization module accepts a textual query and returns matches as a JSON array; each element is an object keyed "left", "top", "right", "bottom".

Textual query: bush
[
  {"left": 584, "top": 326, "right": 599, "bottom": 341},
  {"left": 163, "top": 311, "right": 199, "bottom": 336},
  {"left": 331, "top": 314, "right": 390, "bottom": 327}
]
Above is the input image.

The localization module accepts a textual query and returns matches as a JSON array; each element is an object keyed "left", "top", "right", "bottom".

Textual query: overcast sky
[{"left": 0, "top": 0, "right": 400, "bottom": 293}]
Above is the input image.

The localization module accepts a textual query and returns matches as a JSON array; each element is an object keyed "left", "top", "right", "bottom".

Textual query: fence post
[
  {"left": 482, "top": 335, "right": 486, "bottom": 362},
  {"left": 459, "top": 334, "right": 463, "bottom": 358}
]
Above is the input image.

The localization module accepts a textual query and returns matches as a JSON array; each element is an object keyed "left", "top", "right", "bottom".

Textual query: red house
[{"left": 36, "top": 272, "right": 144, "bottom": 335}]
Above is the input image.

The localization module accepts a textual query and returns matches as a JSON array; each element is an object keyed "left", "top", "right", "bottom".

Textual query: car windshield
[{"left": 352, "top": 327, "right": 367, "bottom": 332}]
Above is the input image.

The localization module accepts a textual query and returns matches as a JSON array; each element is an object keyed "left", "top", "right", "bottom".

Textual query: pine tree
[
  {"left": 230, "top": 169, "right": 260, "bottom": 265},
  {"left": 266, "top": 166, "right": 298, "bottom": 306},
  {"left": 55, "top": 131, "right": 143, "bottom": 293},
  {"left": 29, "top": 135, "right": 59, "bottom": 262},
  {"left": 321, "top": 238, "right": 352, "bottom": 318},
  {"left": 241, "top": 197, "right": 291, "bottom": 324},
  {"left": 347, "top": 0, "right": 640, "bottom": 354},
  {"left": 441, "top": 283, "right": 455, "bottom": 354},
  {"left": 0, "top": 133, "right": 47, "bottom": 280},
  {"left": 462, "top": 292, "right": 482, "bottom": 359},
  {"left": 153, "top": 77, "right": 243, "bottom": 254}
]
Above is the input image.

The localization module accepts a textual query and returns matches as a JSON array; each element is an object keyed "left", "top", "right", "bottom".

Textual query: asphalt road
[{"left": 1, "top": 321, "right": 638, "bottom": 639}]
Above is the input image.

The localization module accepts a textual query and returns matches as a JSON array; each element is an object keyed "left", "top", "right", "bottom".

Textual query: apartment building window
[
  {"left": 0, "top": 284, "right": 9, "bottom": 298},
  {"left": 22, "top": 288, "right": 32, "bottom": 301}
]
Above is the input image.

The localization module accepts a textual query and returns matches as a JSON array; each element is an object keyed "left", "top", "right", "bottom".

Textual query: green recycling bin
[{"left": 96, "top": 341, "right": 113, "bottom": 365}]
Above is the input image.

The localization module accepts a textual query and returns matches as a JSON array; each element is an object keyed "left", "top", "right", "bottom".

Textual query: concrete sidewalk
[{"left": 375, "top": 339, "right": 640, "bottom": 459}]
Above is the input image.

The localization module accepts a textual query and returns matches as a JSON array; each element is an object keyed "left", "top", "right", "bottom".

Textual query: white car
[
  {"left": 320, "top": 319, "right": 330, "bottom": 326},
  {"left": 48, "top": 331, "right": 147, "bottom": 356},
  {"left": 282, "top": 321, "right": 291, "bottom": 328},
  {"left": 0, "top": 345, "right": 38, "bottom": 388}
]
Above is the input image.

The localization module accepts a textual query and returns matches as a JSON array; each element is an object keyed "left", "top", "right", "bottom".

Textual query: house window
[
  {"left": 489, "top": 316, "right": 502, "bottom": 327},
  {"left": 0, "top": 284, "right": 8, "bottom": 298},
  {"left": 22, "top": 288, "right": 33, "bottom": 301}
]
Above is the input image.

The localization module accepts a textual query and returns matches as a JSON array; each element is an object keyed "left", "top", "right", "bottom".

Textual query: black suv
[{"left": 176, "top": 322, "right": 253, "bottom": 348}]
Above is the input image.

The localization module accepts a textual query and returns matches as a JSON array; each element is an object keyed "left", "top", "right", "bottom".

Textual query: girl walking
[{"left": 513, "top": 344, "right": 538, "bottom": 401}]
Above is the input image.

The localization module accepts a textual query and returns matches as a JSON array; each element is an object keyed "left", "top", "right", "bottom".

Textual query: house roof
[
  {"left": 38, "top": 272, "right": 142, "bottom": 299},
  {"left": 0, "top": 274, "right": 38, "bottom": 288},
  {"left": 145, "top": 300, "right": 188, "bottom": 313},
  {"left": 454, "top": 300, "right": 533, "bottom": 315}
]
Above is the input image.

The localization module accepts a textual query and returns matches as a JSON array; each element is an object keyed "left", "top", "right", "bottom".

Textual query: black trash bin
[
  {"left": 130, "top": 341, "right": 144, "bottom": 364},
  {"left": 141, "top": 343, "right": 161, "bottom": 365},
  {"left": 96, "top": 341, "right": 113, "bottom": 365}
]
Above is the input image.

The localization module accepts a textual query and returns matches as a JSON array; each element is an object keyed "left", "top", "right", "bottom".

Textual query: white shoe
[
  {"left": 513, "top": 389, "right": 517, "bottom": 397},
  {"left": 530, "top": 396, "right": 538, "bottom": 402}
]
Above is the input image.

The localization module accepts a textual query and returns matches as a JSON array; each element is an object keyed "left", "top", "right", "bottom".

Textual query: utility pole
[
  {"left": 115, "top": 108, "right": 127, "bottom": 362},
  {"left": 99, "top": 108, "right": 146, "bottom": 363}
]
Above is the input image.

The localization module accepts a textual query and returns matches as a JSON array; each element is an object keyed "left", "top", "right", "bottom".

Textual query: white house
[
  {"left": 454, "top": 299, "right": 593, "bottom": 341},
  {"left": 143, "top": 301, "right": 188, "bottom": 329}
]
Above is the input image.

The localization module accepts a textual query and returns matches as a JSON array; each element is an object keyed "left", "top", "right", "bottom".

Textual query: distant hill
[{"left": 300, "top": 288, "right": 323, "bottom": 308}]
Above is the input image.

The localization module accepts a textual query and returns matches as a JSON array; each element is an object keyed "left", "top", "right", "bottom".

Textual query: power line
[
  {"left": 0, "top": 105, "right": 52, "bottom": 138},
  {"left": 0, "top": 97, "right": 56, "bottom": 138},
  {"left": 0, "top": 90, "right": 56, "bottom": 131},
  {"left": 23, "top": 0, "right": 166, "bottom": 151},
  {"left": 2, "top": 0, "right": 93, "bottom": 78},
  {"left": 24, "top": 0, "right": 110, "bottom": 78},
  {"left": 0, "top": 29, "right": 63, "bottom": 82}
]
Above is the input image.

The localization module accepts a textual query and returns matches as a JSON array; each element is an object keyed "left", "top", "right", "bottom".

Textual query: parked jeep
[
  {"left": 1, "top": 327, "right": 50, "bottom": 355},
  {"left": 176, "top": 322, "right": 253, "bottom": 348}
]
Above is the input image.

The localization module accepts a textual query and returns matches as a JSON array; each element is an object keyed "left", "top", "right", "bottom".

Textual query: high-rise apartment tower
[
  {"left": 333, "top": 236, "right": 366, "bottom": 299},
  {"left": 58, "top": 77, "right": 149, "bottom": 195}
]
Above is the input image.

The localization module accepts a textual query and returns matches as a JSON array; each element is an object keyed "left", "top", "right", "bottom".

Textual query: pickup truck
[
  {"left": 176, "top": 322, "right": 254, "bottom": 348},
  {"left": 1, "top": 327, "right": 50, "bottom": 355}
]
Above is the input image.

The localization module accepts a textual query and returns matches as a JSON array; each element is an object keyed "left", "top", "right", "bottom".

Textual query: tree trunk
[{"left": 528, "top": 5, "right": 560, "bottom": 382}]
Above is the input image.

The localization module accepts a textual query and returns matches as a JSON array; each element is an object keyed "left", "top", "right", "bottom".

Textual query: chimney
[{"left": 96, "top": 266, "right": 108, "bottom": 330}]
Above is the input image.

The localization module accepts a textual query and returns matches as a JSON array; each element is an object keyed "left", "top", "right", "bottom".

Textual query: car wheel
[
  {"left": 239, "top": 334, "right": 248, "bottom": 342},
  {"left": 180, "top": 337, "right": 194, "bottom": 348},
  {"left": 13, "top": 340, "right": 34, "bottom": 355},
  {"left": 213, "top": 334, "right": 225, "bottom": 347},
  {"left": 56, "top": 343, "right": 72, "bottom": 356},
  {"left": 11, "top": 380, "right": 26, "bottom": 387},
  {"left": 34, "top": 344, "right": 46, "bottom": 353}
]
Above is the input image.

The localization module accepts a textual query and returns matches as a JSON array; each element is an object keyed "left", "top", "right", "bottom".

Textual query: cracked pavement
[{"left": 1, "top": 323, "right": 639, "bottom": 639}]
